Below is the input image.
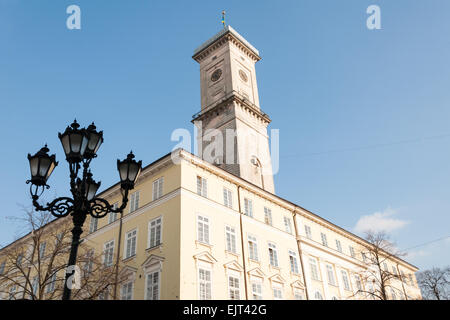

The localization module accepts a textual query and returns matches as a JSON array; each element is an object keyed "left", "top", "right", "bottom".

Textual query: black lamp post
[{"left": 26, "top": 120, "right": 142, "bottom": 300}]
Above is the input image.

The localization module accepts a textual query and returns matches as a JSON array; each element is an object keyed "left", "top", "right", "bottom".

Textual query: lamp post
[{"left": 26, "top": 120, "right": 142, "bottom": 300}]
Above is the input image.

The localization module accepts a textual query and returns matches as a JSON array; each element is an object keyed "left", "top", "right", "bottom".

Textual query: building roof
[{"left": 193, "top": 25, "right": 260, "bottom": 57}]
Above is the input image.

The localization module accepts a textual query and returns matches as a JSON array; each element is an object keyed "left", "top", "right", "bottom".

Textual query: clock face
[
  {"left": 211, "top": 69, "right": 222, "bottom": 82},
  {"left": 239, "top": 69, "right": 248, "bottom": 82}
]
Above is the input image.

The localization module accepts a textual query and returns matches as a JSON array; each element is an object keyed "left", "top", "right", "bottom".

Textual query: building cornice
[{"left": 193, "top": 26, "right": 261, "bottom": 63}]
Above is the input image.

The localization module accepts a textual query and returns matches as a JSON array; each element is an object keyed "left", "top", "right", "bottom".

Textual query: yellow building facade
[{"left": 0, "top": 27, "right": 422, "bottom": 300}]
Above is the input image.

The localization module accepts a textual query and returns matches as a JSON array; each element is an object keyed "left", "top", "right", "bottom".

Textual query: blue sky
[{"left": 0, "top": 0, "right": 449, "bottom": 271}]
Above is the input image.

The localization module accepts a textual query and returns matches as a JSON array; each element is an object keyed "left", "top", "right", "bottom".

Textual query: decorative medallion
[
  {"left": 239, "top": 69, "right": 248, "bottom": 82},
  {"left": 211, "top": 69, "right": 222, "bottom": 82}
]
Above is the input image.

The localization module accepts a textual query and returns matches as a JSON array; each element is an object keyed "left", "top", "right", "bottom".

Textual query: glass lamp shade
[
  {"left": 84, "top": 172, "right": 101, "bottom": 201},
  {"left": 117, "top": 152, "right": 142, "bottom": 190},
  {"left": 84, "top": 122, "right": 104, "bottom": 159},
  {"left": 58, "top": 120, "right": 89, "bottom": 163},
  {"left": 27, "top": 145, "right": 58, "bottom": 186}
]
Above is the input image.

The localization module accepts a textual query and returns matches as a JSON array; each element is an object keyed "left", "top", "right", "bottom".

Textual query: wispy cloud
[{"left": 353, "top": 207, "right": 409, "bottom": 234}]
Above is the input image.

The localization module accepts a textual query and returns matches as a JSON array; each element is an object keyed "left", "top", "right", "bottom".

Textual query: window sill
[
  {"left": 122, "top": 255, "right": 136, "bottom": 263},
  {"left": 146, "top": 244, "right": 163, "bottom": 253},
  {"left": 225, "top": 250, "right": 239, "bottom": 257},
  {"left": 195, "top": 241, "right": 213, "bottom": 250},
  {"left": 248, "top": 258, "right": 260, "bottom": 265}
]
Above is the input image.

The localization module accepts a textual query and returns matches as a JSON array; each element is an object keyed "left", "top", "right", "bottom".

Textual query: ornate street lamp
[{"left": 26, "top": 120, "right": 142, "bottom": 300}]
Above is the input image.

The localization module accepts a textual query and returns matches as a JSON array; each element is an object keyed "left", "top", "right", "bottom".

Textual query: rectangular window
[
  {"left": 84, "top": 250, "right": 94, "bottom": 275},
  {"left": 349, "top": 246, "right": 355, "bottom": 258},
  {"left": 392, "top": 266, "right": 398, "bottom": 275},
  {"left": 382, "top": 262, "right": 388, "bottom": 272},
  {"left": 129, "top": 191, "right": 140, "bottom": 213},
  {"left": 46, "top": 272, "right": 57, "bottom": 294},
  {"left": 408, "top": 274, "right": 414, "bottom": 287},
  {"left": 197, "top": 215, "right": 210, "bottom": 244},
  {"left": 125, "top": 229, "right": 137, "bottom": 259},
  {"left": 197, "top": 176, "right": 207, "bottom": 197},
  {"left": 288, "top": 250, "right": 299, "bottom": 274},
  {"left": 108, "top": 202, "right": 118, "bottom": 224},
  {"left": 264, "top": 207, "right": 272, "bottom": 225},
  {"left": 355, "top": 275, "right": 362, "bottom": 292},
  {"left": 0, "top": 262, "right": 5, "bottom": 275},
  {"left": 223, "top": 188, "right": 233, "bottom": 208},
  {"left": 149, "top": 217, "right": 162, "bottom": 248},
  {"left": 152, "top": 177, "right": 164, "bottom": 201},
  {"left": 304, "top": 225, "right": 312, "bottom": 239},
  {"left": 309, "top": 258, "right": 320, "bottom": 281},
  {"left": 146, "top": 271, "right": 160, "bottom": 300},
  {"left": 103, "top": 240, "right": 115, "bottom": 267},
  {"left": 39, "top": 242, "right": 46, "bottom": 259},
  {"left": 225, "top": 226, "right": 237, "bottom": 254},
  {"left": 326, "top": 264, "right": 336, "bottom": 286},
  {"left": 17, "top": 254, "right": 23, "bottom": 267},
  {"left": 228, "top": 276, "right": 240, "bottom": 300},
  {"left": 198, "top": 268, "right": 212, "bottom": 300},
  {"left": 362, "top": 253, "right": 368, "bottom": 263},
  {"left": 244, "top": 198, "right": 253, "bottom": 217},
  {"left": 31, "top": 276, "right": 38, "bottom": 296},
  {"left": 9, "top": 285, "right": 16, "bottom": 300},
  {"left": 98, "top": 288, "right": 109, "bottom": 300},
  {"left": 320, "top": 233, "right": 328, "bottom": 247},
  {"left": 251, "top": 282, "right": 262, "bottom": 300},
  {"left": 89, "top": 217, "right": 98, "bottom": 233},
  {"left": 283, "top": 217, "right": 292, "bottom": 234},
  {"left": 294, "top": 289, "right": 304, "bottom": 300},
  {"left": 273, "top": 287, "right": 283, "bottom": 300},
  {"left": 248, "top": 235, "right": 258, "bottom": 261},
  {"left": 121, "top": 282, "right": 133, "bottom": 300},
  {"left": 341, "top": 270, "right": 350, "bottom": 291},
  {"left": 335, "top": 240, "right": 342, "bottom": 253},
  {"left": 268, "top": 243, "right": 279, "bottom": 267}
]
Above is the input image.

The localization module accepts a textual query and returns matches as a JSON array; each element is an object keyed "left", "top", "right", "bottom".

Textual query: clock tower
[{"left": 192, "top": 26, "right": 275, "bottom": 193}]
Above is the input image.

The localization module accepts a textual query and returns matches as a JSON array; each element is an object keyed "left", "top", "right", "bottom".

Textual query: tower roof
[{"left": 193, "top": 25, "right": 260, "bottom": 59}]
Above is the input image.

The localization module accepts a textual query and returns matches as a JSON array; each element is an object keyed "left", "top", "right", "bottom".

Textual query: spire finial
[{"left": 221, "top": 10, "right": 226, "bottom": 29}]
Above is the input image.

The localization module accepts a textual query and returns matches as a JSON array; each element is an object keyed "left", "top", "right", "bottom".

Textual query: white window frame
[
  {"left": 341, "top": 270, "right": 350, "bottom": 291},
  {"left": 103, "top": 240, "right": 115, "bottom": 267},
  {"left": 320, "top": 232, "right": 328, "bottom": 247},
  {"left": 145, "top": 270, "right": 160, "bottom": 300},
  {"left": 335, "top": 239, "right": 342, "bottom": 252},
  {"left": 198, "top": 266, "right": 212, "bottom": 300},
  {"left": 124, "top": 229, "right": 137, "bottom": 259},
  {"left": 283, "top": 216, "right": 292, "bottom": 234},
  {"left": 288, "top": 250, "right": 299, "bottom": 274},
  {"left": 223, "top": 188, "right": 233, "bottom": 208},
  {"left": 314, "top": 291, "right": 324, "bottom": 300},
  {"left": 46, "top": 272, "right": 57, "bottom": 294},
  {"left": 89, "top": 217, "right": 98, "bottom": 233},
  {"left": 349, "top": 246, "right": 356, "bottom": 258},
  {"left": 129, "top": 191, "right": 140, "bottom": 213},
  {"left": 244, "top": 198, "right": 253, "bottom": 217},
  {"left": 148, "top": 216, "right": 163, "bottom": 249},
  {"left": 152, "top": 177, "right": 164, "bottom": 201},
  {"left": 225, "top": 225, "right": 237, "bottom": 254},
  {"left": 197, "top": 176, "right": 207, "bottom": 197},
  {"left": 251, "top": 279, "right": 263, "bottom": 300},
  {"left": 309, "top": 257, "right": 320, "bottom": 281},
  {"left": 264, "top": 207, "right": 272, "bottom": 225},
  {"left": 248, "top": 235, "right": 259, "bottom": 261},
  {"left": 272, "top": 284, "right": 283, "bottom": 300},
  {"left": 108, "top": 202, "right": 118, "bottom": 224},
  {"left": 326, "top": 264, "right": 336, "bottom": 286},
  {"left": 39, "top": 242, "right": 46, "bottom": 259},
  {"left": 197, "top": 215, "right": 210, "bottom": 245},
  {"left": 268, "top": 242, "right": 279, "bottom": 267},
  {"left": 228, "top": 274, "right": 240, "bottom": 300},
  {"left": 304, "top": 225, "right": 312, "bottom": 239},
  {"left": 121, "top": 281, "right": 134, "bottom": 300}
]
